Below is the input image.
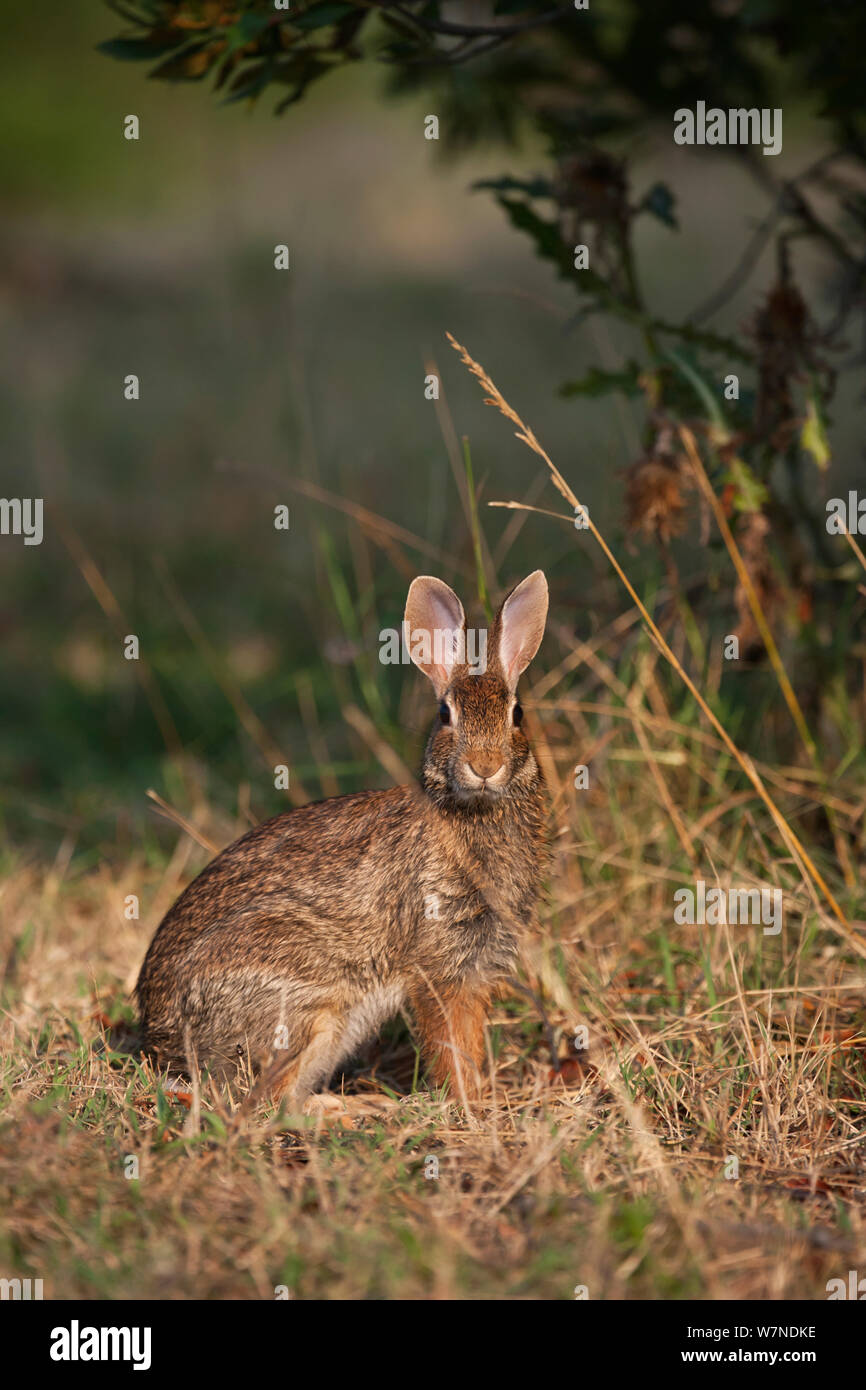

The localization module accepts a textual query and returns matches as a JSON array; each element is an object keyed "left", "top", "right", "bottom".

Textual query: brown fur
[
  {"left": 136, "top": 572, "right": 550, "bottom": 1109},
  {"left": 410, "top": 982, "right": 492, "bottom": 1098}
]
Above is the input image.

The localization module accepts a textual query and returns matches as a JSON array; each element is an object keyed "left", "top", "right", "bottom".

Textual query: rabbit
[{"left": 136, "top": 569, "right": 550, "bottom": 1109}]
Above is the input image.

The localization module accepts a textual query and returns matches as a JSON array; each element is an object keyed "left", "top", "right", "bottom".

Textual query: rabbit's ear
[
  {"left": 404, "top": 577, "right": 466, "bottom": 698},
  {"left": 490, "top": 570, "right": 548, "bottom": 692}
]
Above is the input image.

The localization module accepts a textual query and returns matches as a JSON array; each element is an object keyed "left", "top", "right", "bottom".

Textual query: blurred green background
[{"left": 1, "top": 3, "right": 861, "bottom": 860}]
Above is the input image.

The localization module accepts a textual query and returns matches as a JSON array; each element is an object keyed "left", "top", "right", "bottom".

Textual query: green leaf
[
  {"left": 149, "top": 40, "right": 216, "bottom": 82},
  {"left": 559, "top": 361, "right": 643, "bottom": 399},
  {"left": 495, "top": 195, "right": 609, "bottom": 297},
  {"left": 662, "top": 346, "right": 725, "bottom": 427},
  {"left": 472, "top": 174, "right": 555, "bottom": 199},
  {"left": 724, "top": 456, "right": 769, "bottom": 513},
  {"left": 224, "top": 14, "right": 273, "bottom": 55},
  {"left": 495, "top": 196, "right": 568, "bottom": 271},
  {"left": 638, "top": 181, "right": 678, "bottom": 229},
  {"left": 273, "top": 56, "right": 332, "bottom": 112},
  {"left": 800, "top": 396, "right": 831, "bottom": 471},
  {"left": 291, "top": 3, "right": 358, "bottom": 30},
  {"left": 97, "top": 35, "right": 184, "bottom": 62}
]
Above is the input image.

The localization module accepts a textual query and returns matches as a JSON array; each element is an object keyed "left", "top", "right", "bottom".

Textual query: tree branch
[{"left": 387, "top": 3, "right": 569, "bottom": 39}]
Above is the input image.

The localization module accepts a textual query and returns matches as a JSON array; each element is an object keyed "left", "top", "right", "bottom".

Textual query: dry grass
[
  {"left": 2, "top": 347, "right": 866, "bottom": 1302},
  {"left": 2, "top": 679, "right": 865, "bottom": 1299}
]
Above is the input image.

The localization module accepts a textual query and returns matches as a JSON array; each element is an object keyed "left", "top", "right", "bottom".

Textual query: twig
[
  {"left": 145, "top": 789, "right": 220, "bottom": 855},
  {"left": 388, "top": 3, "right": 568, "bottom": 39}
]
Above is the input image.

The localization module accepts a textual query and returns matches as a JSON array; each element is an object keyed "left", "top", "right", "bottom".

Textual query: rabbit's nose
[{"left": 468, "top": 753, "right": 505, "bottom": 781}]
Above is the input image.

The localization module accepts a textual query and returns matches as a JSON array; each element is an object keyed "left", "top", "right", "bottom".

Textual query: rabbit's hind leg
[
  {"left": 267, "top": 1009, "right": 346, "bottom": 1112},
  {"left": 410, "top": 983, "right": 491, "bottom": 1101}
]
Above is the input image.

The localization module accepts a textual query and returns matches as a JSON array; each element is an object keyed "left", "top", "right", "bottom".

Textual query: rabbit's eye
[
  {"left": 512, "top": 702, "right": 524, "bottom": 727},
  {"left": 439, "top": 701, "right": 451, "bottom": 725}
]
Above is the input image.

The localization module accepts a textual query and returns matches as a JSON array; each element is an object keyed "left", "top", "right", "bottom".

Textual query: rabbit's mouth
[{"left": 453, "top": 760, "right": 510, "bottom": 801}]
